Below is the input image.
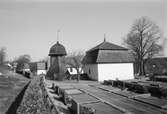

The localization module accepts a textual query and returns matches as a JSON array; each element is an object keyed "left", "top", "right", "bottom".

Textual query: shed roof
[{"left": 82, "top": 41, "right": 134, "bottom": 64}]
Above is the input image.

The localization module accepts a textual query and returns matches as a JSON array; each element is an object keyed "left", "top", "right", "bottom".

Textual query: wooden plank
[
  {"left": 70, "top": 94, "right": 100, "bottom": 114},
  {"left": 58, "top": 85, "right": 74, "bottom": 96},
  {"left": 134, "top": 96, "right": 167, "bottom": 110},
  {"left": 58, "top": 85, "right": 74, "bottom": 90},
  {"left": 81, "top": 102, "right": 123, "bottom": 114},
  {"left": 91, "top": 84, "right": 120, "bottom": 92},
  {"left": 82, "top": 89, "right": 133, "bottom": 114},
  {"left": 103, "top": 93, "right": 167, "bottom": 114},
  {"left": 63, "top": 89, "right": 84, "bottom": 105},
  {"left": 45, "top": 80, "right": 167, "bottom": 114},
  {"left": 75, "top": 85, "right": 132, "bottom": 114},
  {"left": 74, "top": 85, "right": 104, "bottom": 93},
  {"left": 64, "top": 89, "right": 83, "bottom": 95},
  {"left": 112, "top": 90, "right": 150, "bottom": 99},
  {"left": 46, "top": 87, "right": 71, "bottom": 114},
  {"left": 130, "top": 93, "right": 151, "bottom": 98},
  {"left": 77, "top": 85, "right": 167, "bottom": 114},
  {"left": 71, "top": 93, "right": 99, "bottom": 104}
]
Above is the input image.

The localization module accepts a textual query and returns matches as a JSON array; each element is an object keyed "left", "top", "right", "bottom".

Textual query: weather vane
[{"left": 104, "top": 33, "right": 106, "bottom": 42}]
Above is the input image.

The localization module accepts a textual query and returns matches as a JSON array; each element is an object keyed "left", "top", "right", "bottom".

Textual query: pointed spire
[{"left": 104, "top": 33, "right": 106, "bottom": 42}]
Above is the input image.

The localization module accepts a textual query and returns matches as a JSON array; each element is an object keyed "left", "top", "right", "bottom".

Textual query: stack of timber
[
  {"left": 103, "top": 80, "right": 167, "bottom": 98},
  {"left": 45, "top": 80, "right": 167, "bottom": 114}
]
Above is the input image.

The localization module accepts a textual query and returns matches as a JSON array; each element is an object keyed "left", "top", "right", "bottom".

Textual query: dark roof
[
  {"left": 82, "top": 50, "right": 134, "bottom": 64},
  {"left": 97, "top": 50, "right": 134, "bottom": 63},
  {"left": 49, "top": 41, "right": 67, "bottom": 56},
  {"left": 87, "top": 41, "right": 128, "bottom": 53},
  {"left": 82, "top": 41, "right": 134, "bottom": 64}
]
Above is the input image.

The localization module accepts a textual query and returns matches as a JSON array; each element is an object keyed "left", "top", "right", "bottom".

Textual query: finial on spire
[
  {"left": 57, "top": 29, "right": 60, "bottom": 43},
  {"left": 104, "top": 33, "right": 106, "bottom": 42}
]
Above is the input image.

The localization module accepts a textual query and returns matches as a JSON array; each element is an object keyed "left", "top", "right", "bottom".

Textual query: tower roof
[{"left": 49, "top": 41, "right": 67, "bottom": 56}]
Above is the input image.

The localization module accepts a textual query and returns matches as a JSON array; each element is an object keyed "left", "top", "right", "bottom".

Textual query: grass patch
[{"left": 0, "top": 73, "right": 29, "bottom": 114}]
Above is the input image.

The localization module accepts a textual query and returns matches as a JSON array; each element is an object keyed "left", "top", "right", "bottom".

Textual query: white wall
[
  {"left": 98, "top": 63, "right": 134, "bottom": 81},
  {"left": 37, "top": 70, "right": 46, "bottom": 75},
  {"left": 83, "top": 64, "right": 98, "bottom": 80},
  {"left": 67, "top": 67, "right": 83, "bottom": 75}
]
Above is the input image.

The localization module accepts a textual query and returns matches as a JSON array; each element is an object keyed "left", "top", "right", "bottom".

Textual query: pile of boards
[
  {"left": 46, "top": 80, "right": 167, "bottom": 114},
  {"left": 52, "top": 84, "right": 123, "bottom": 114},
  {"left": 103, "top": 80, "right": 167, "bottom": 98}
]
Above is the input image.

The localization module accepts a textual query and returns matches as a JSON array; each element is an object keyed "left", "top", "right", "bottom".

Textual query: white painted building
[
  {"left": 82, "top": 40, "right": 134, "bottom": 81},
  {"left": 37, "top": 62, "right": 47, "bottom": 75},
  {"left": 66, "top": 65, "right": 83, "bottom": 75}
]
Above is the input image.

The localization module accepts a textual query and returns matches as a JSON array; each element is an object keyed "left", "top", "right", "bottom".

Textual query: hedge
[{"left": 16, "top": 76, "right": 49, "bottom": 114}]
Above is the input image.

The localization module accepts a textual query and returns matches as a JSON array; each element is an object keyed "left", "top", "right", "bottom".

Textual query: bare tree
[
  {"left": 65, "top": 51, "right": 84, "bottom": 81},
  {"left": 124, "top": 17, "right": 162, "bottom": 76},
  {"left": 0, "top": 47, "right": 6, "bottom": 65},
  {"left": 39, "top": 56, "right": 49, "bottom": 63}
]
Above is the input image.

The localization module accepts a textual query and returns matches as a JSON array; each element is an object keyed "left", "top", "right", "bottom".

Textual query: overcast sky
[{"left": 0, "top": 0, "right": 166, "bottom": 61}]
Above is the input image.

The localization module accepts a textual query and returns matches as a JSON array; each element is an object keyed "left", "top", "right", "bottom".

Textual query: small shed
[
  {"left": 66, "top": 64, "right": 83, "bottom": 75},
  {"left": 82, "top": 40, "right": 134, "bottom": 81},
  {"left": 29, "top": 62, "right": 47, "bottom": 75},
  {"left": 37, "top": 62, "right": 47, "bottom": 75}
]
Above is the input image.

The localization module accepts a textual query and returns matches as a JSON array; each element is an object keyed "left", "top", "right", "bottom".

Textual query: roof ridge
[{"left": 87, "top": 41, "right": 128, "bottom": 53}]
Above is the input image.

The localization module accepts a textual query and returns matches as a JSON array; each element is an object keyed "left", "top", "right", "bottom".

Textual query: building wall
[
  {"left": 83, "top": 64, "right": 98, "bottom": 80},
  {"left": 98, "top": 63, "right": 134, "bottom": 81}
]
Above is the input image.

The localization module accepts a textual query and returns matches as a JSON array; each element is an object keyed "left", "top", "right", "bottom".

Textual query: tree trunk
[
  {"left": 139, "top": 59, "right": 145, "bottom": 76},
  {"left": 76, "top": 68, "right": 80, "bottom": 82},
  {"left": 135, "top": 61, "right": 140, "bottom": 75}
]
